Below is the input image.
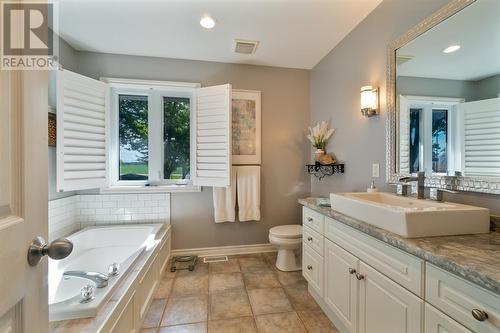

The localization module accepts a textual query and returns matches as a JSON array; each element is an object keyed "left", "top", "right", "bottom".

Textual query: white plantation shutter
[
  {"left": 192, "top": 84, "right": 232, "bottom": 187},
  {"left": 56, "top": 69, "right": 109, "bottom": 191},
  {"left": 398, "top": 95, "right": 411, "bottom": 173},
  {"left": 460, "top": 98, "right": 500, "bottom": 177}
]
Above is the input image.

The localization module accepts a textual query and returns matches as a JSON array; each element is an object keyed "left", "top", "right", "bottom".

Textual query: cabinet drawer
[
  {"left": 426, "top": 263, "right": 500, "bottom": 333},
  {"left": 325, "top": 216, "right": 424, "bottom": 296},
  {"left": 303, "top": 207, "right": 324, "bottom": 234},
  {"left": 303, "top": 243, "right": 324, "bottom": 297},
  {"left": 425, "top": 303, "right": 473, "bottom": 333},
  {"left": 303, "top": 225, "right": 324, "bottom": 256}
]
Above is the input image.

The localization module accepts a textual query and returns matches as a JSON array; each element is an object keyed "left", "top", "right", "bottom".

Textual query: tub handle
[{"left": 27, "top": 236, "right": 73, "bottom": 266}]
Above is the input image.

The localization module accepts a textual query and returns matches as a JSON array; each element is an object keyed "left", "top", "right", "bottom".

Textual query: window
[
  {"left": 119, "top": 94, "right": 149, "bottom": 181},
  {"left": 108, "top": 80, "right": 200, "bottom": 188},
  {"left": 431, "top": 109, "right": 448, "bottom": 173},
  {"left": 409, "top": 108, "right": 421, "bottom": 173}
]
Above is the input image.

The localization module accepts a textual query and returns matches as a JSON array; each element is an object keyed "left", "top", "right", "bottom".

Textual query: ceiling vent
[
  {"left": 234, "top": 39, "right": 259, "bottom": 55},
  {"left": 396, "top": 55, "right": 415, "bottom": 66}
]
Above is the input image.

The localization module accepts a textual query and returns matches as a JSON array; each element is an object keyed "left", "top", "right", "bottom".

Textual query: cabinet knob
[
  {"left": 307, "top": 265, "right": 313, "bottom": 270},
  {"left": 471, "top": 309, "right": 488, "bottom": 322},
  {"left": 348, "top": 268, "right": 356, "bottom": 274},
  {"left": 355, "top": 273, "right": 365, "bottom": 280},
  {"left": 307, "top": 217, "right": 313, "bottom": 222},
  {"left": 307, "top": 237, "right": 313, "bottom": 241}
]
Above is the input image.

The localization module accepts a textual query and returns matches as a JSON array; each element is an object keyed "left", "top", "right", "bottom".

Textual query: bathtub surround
[
  {"left": 55, "top": 44, "right": 310, "bottom": 250},
  {"left": 48, "top": 193, "right": 171, "bottom": 241},
  {"left": 309, "top": 0, "right": 500, "bottom": 214}
]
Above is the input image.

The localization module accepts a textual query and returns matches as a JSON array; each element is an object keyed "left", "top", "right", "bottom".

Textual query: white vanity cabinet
[{"left": 301, "top": 206, "right": 499, "bottom": 333}]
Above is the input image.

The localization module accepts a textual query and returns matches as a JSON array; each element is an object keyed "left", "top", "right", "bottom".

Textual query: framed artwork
[
  {"left": 232, "top": 90, "right": 261, "bottom": 165},
  {"left": 48, "top": 107, "right": 56, "bottom": 147}
]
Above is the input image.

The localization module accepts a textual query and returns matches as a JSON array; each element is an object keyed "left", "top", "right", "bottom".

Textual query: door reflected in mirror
[{"left": 396, "top": 0, "right": 500, "bottom": 178}]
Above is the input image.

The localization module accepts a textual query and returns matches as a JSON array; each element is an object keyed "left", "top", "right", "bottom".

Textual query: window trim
[{"left": 102, "top": 77, "right": 201, "bottom": 192}]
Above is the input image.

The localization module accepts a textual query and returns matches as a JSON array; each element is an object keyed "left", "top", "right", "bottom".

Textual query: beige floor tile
[
  {"left": 262, "top": 252, "right": 278, "bottom": 266},
  {"left": 177, "top": 263, "right": 209, "bottom": 277},
  {"left": 238, "top": 257, "right": 271, "bottom": 273},
  {"left": 275, "top": 270, "right": 306, "bottom": 286},
  {"left": 171, "top": 275, "right": 209, "bottom": 296},
  {"left": 158, "top": 322, "right": 207, "bottom": 333},
  {"left": 161, "top": 295, "right": 208, "bottom": 326},
  {"left": 247, "top": 288, "right": 293, "bottom": 315},
  {"left": 155, "top": 276, "right": 174, "bottom": 299},
  {"left": 255, "top": 312, "right": 307, "bottom": 333},
  {"left": 209, "top": 290, "right": 253, "bottom": 320},
  {"left": 297, "top": 310, "right": 339, "bottom": 333},
  {"left": 140, "top": 329, "right": 158, "bottom": 333},
  {"left": 208, "top": 259, "right": 241, "bottom": 274},
  {"left": 208, "top": 317, "right": 257, "bottom": 333},
  {"left": 243, "top": 271, "right": 280, "bottom": 289},
  {"left": 284, "top": 283, "right": 320, "bottom": 310},
  {"left": 209, "top": 273, "right": 244, "bottom": 293},
  {"left": 142, "top": 299, "right": 167, "bottom": 328}
]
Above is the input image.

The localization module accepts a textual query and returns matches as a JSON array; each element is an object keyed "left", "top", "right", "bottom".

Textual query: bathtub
[{"left": 49, "top": 224, "right": 162, "bottom": 321}]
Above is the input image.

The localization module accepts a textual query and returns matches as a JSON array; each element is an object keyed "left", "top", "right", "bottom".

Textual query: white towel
[
  {"left": 212, "top": 168, "right": 237, "bottom": 223},
  {"left": 236, "top": 166, "right": 261, "bottom": 222}
]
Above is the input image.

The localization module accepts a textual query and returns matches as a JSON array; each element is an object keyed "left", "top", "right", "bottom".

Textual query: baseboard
[{"left": 171, "top": 243, "right": 276, "bottom": 257}]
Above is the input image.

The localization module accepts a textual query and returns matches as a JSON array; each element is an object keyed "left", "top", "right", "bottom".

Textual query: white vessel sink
[{"left": 329, "top": 192, "right": 490, "bottom": 238}]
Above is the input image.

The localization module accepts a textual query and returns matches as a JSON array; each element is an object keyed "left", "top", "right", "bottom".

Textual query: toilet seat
[{"left": 269, "top": 225, "right": 302, "bottom": 239}]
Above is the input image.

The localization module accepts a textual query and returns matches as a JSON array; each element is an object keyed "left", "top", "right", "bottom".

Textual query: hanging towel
[
  {"left": 212, "top": 167, "right": 237, "bottom": 223},
  {"left": 236, "top": 166, "right": 261, "bottom": 222}
]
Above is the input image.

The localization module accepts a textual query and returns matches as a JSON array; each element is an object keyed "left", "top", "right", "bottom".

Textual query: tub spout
[{"left": 63, "top": 271, "right": 109, "bottom": 288}]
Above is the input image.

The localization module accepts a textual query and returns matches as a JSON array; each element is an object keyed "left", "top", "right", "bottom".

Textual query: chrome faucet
[
  {"left": 429, "top": 188, "right": 458, "bottom": 202},
  {"left": 63, "top": 271, "right": 109, "bottom": 288},
  {"left": 399, "top": 172, "right": 426, "bottom": 199}
]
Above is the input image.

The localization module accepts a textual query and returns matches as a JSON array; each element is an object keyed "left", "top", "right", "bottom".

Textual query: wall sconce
[{"left": 360, "top": 85, "right": 378, "bottom": 117}]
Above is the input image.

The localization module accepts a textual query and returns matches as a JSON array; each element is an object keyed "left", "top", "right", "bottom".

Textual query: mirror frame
[{"left": 386, "top": 0, "right": 500, "bottom": 195}]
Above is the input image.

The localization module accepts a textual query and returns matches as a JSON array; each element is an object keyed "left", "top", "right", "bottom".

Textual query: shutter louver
[
  {"left": 193, "top": 84, "right": 232, "bottom": 187},
  {"left": 461, "top": 98, "right": 500, "bottom": 177},
  {"left": 398, "top": 95, "right": 411, "bottom": 174},
  {"left": 56, "top": 69, "right": 109, "bottom": 191}
]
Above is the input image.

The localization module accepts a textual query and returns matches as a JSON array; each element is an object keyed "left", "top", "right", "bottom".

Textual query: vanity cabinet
[{"left": 301, "top": 206, "right": 498, "bottom": 333}]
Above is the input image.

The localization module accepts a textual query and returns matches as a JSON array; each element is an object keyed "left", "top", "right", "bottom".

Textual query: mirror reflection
[{"left": 396, "top": 0, "right": 500, "bottom": 177}]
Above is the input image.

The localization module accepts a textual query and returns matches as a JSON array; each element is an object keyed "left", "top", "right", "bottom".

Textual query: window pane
[
  {"left": 163, "top": 97, "right": 190, "bottom": 180},
  {"left": 119, "top": 94, "right": 149, "bottom": 180},
  {"left": 409, "top": 108, "right": 421, "bottom": 173},
  {"left": 432, "top": 109, "right": 448, "bottom": 173}
]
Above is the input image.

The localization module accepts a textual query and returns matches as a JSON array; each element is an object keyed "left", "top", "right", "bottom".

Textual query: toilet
[{"left": 269, "top": 225, "right": 303, "bottom": 271}]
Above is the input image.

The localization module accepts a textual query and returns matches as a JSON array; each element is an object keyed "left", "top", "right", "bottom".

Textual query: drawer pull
[
  {"left": 348, "top": 268, "right": 356, "bottom": 275},
  {"left": 307, "top": 217, "right": 313, "bottom": 222},
  {"left": 307, "top": 237, "right": 313, "bottom": 241},
  {"left": 471, "top": 309, "right": 488, "bottom": 322},
  {"left": 307, "top": 265, "right": 313, "bottom": 270},
  {"left": 355, "top": 273, "right": 365, "bottom": 280}
]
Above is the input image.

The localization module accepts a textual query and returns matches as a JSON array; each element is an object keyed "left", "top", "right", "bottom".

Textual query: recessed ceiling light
[
  {"left": 443, "top": 45, "right": 461, "bottom": 54},
  {"left": 200, "top": 15, "right": 216, "bottom": 29}
]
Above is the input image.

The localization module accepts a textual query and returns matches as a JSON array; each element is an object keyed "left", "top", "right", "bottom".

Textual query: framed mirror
[{"left": 386, "top": 0, "right": 500, "bottom": 194}]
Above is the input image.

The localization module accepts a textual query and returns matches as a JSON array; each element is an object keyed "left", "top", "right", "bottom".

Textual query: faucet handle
[{"left": 389, "top": 183, "right": 411, "bottom": 196}]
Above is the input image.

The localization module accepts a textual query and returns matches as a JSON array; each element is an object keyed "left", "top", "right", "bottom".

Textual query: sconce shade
[{"left": 360, "top": 85, "right": 378, "bottom": 117}]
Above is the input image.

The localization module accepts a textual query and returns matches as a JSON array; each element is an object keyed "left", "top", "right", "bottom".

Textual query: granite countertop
[{"left": 299, "top": 197, "right": 500, "bottom": 296}]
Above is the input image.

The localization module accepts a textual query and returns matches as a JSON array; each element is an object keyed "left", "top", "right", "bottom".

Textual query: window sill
[{"left": 100, "top": 184, "right": 201, "bottom": 194}]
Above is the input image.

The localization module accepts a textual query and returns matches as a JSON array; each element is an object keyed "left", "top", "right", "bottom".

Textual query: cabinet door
[
  {"left": 303, "top": 244, "right": 324, "bottom": 296},
  {"left": 358, "top": 262, "right": 423, "bottom": 333},
  {"left": 324, "top": 239, "right": 358, "bottom": 333},
  {"left": 425, "top": 304, "right": 473, "bottom": 333}
]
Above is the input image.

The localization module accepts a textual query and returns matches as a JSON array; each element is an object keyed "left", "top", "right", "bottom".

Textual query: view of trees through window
[
  {"left": 163, "top": 97, "right": 190, "bottom": 180},
  {"left": 119, "top": 94, "right": 149, "bottom": 180},
  {"left": 432, "top": 109, "right": 448, "bottom": 173}
]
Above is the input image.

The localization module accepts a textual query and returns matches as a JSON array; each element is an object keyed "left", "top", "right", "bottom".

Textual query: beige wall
[
  {"left": 310, "top": 0, "right": 500, "bottom": 215},
  {"left": 60, "top": 50, "right": 310, "bottom": 249}
]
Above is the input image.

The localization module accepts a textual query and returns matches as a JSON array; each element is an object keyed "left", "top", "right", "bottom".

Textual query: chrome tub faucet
[{"left": 63, "top": 271, "right": 109, "bottom": 288}]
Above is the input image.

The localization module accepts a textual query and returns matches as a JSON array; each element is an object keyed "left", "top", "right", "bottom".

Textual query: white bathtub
[{"left": 49, "top": 224, "right": 162, "bottom": 321}]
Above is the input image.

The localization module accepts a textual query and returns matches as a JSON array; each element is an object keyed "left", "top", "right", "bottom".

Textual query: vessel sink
[{"left": 329, "top": 192, "right": 490, "bottom": 238}]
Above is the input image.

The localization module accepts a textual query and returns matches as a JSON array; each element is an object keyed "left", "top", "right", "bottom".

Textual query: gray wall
[
  {"left": 310, "top": 0, "right": 500, "bottom": 214},
  {"left": 54, "top": 49, "right": 310, "bottom": 249},
  {"left": 397, "top": 74, "right": 500, "bottom": 102}
]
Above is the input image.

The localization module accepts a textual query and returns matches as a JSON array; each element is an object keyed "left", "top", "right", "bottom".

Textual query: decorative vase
[{"left": 314, "top": 149, "right": 325, "bottom": 163}]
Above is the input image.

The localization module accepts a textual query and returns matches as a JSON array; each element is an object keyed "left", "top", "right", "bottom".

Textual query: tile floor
[{"left": 140, "top": 252, "right": 339, "bottom": 333}]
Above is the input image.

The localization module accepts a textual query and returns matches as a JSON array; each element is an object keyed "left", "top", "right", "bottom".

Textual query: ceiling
[
  {"left": 397, "top": 0, "right": 500, "bottom": 81},
  {"left": 58, "top": 0, "right": 382, "bottom": 69}
]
